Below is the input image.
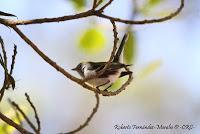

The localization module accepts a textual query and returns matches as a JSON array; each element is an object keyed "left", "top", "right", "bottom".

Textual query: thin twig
[
  {"left": 95, "top": 0, "right": 184, "bottom": 24},
  {"left": 10, "top": 44, "right": 17, "bottom": 75},
  {"left": 0, "top": 36, "right": 7, "bottom": 68},
  {"left": 92, "top": 0, "right": 98, "bottom": 9},
  {"left": 25, "top": 93, "right": 41, "bottom": 132},
  {"left": 9, "top": 100, "right": 38, "bottom": 133},
  {"left": 0, "top": 111, "right": 33, "bottom": 134},
  {"left": 8, "top": 98, "right": 23, "bottom": 126},
  {"left": 62, "top": 92, "right": 100, "bottom": 134}
]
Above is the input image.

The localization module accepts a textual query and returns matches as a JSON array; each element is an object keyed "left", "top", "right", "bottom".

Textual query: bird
[{"left": 72, "top": 33, "right": 132, "bottom": 91}]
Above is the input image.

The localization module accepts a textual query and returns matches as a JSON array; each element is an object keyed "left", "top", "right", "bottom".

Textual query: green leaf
[
  {"left": 123, "top": 31, "right": 136, "bottom": 64},
  {"left": 148, "top": 0, "right": 161, "bottom": 6},
  {"left": 79, "top": 28, "right": 106, "bottom": 54},
  {"left": 140, "top": 0, "right": 163, "bottom": 15},
  {"left": 139, "top": 60, "right": 162, "bottom": 78},
  {"left": 70, "top": 0, "right": 86, "bottom": 10},
  {"left": 108, "top": 79, "right": 122, "bottom": 92}
]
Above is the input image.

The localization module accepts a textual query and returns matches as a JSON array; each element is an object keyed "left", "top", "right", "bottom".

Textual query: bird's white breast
[{"left": 82, "top": 63, "right": 121, "bottom": 87}]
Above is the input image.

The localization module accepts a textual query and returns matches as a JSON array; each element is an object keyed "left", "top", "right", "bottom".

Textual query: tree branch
[
  {"left": 0, "top": 111, "right": 32, "bottom": 134},
  {"left": 62, "top": 92, "right": 100, "bottom": 134},
  {"left": 0, "top": 0, "right": 184, "bottom": 26},
  {"left": 9, "top": 100, "right": 38, "bottom": 133},
  {"left": 99, "top": 0, "right": 114, "bottom": 12},
  {"left": 25, "top": 93, "right": 41, "bottom": 133},
  {"left": 95, "top": 0, "right": 184, "bottom": 24}
]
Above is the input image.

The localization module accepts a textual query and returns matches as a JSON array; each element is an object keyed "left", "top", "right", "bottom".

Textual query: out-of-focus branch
[
  {"left": 0, "top": 111, "right": 32, "bottom": 134},
  {"left": 61, "top": 92, "right": 100, "bottom": 134},
  {"left": 9, "top": 100, "right": 38, "bottom": 133},
  {"left": 10, "top": 44, "right": 17, "bottom": 75},
  {"left": 0, "top": 37, "right": 16, "bottom": 102},
  {"left": 92, "top": 0, "right": 98, "bottom": 9},
  {"left": 25, "top": 93, "right": 41, "bottom": 132},
  {"left": 8, "top": 93, "right": 41, "bottom": 134}
]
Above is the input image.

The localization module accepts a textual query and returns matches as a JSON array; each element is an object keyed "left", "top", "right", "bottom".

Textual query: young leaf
[
  {"left": 148, "top": 0, "right": 162, "bottom": 6},
  {"left": 123, "top": 31, "right": 136, "bottom": 64},
  {"left": 108, "top": 79, "right": 121, "bottom": 92},
  {"left": 70, "top": 0, "right": 87, "bottom": 10},
  {"left": 140, "top": 0, "right": 163, "bottom": 15},
  {"left": 0, "top": 11, "right": 16, "bottom": 17},
  {"left": 0, "top": 106, "right": 28, "bottom": 133},
  {"left": 79, "top": 27, "right": 106, "bottom": 54},
  {"left": 139, "top": 60, "right": 162, "bottom": 78}
]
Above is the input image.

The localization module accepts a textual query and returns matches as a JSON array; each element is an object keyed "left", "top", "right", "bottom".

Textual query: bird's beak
[{"left": 71, "top": 67, "right": 77, "bottom": 71}]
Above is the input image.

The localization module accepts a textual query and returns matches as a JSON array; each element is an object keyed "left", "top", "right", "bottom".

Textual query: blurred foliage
[
  {"left": 123, "top": 31, "right": 136, "bottom": 64},
  {"left": 79, "top": 27, "right": 106, "bottom": 54},
  {"left": 108, "top": 79, "right": 122, "bottom": 92},
  {"left": 69, "top": 0, "right": 105, "bottom": 10},
  {"left": 0, "top": 106, "right": 28, "bottom": 134},
  {"left": 70, "top": 0, "right": 87, "bottom": 10},
  {"left": 138, "top": 60, "right": 162, "bottom": 78},
  {"left": 140, "top": 0, "right": 164, "bottom": 15}
]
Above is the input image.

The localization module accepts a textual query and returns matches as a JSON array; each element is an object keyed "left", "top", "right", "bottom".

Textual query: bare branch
[
  {"left": 95, "top": 0, "right": 184, "bottom": 24},
  {"left": 25, "top": 93, "right": 41, "bottom": 132},
  {"left": 96, "top": 0, "right": 103, "bottom": 8},
  {"left": 0, "top": 36, "right": 7, "bottom": 69},
  {"left": 9, "top": 100, "right": 38, "bottom": 133},
  {"left": 0, "top": 0, "right": 184, "bottom": 26},
  {"left": 92, "top": 0, "right": 98, "bottom": 9},
  {"left": 10, "top": 44, "right": 17, "bottom": 75},
  {"left": 62, "top": 92, "right": 100, "bottom": 134},
  {"left": 0, "top": 111, "right": 33, "bottom": 134},
  {"left": 8, "top": 99, "right": 23, "bottom": 126},
  {"left": 0, "top": 10, "right": 95, "bottom": 26}
]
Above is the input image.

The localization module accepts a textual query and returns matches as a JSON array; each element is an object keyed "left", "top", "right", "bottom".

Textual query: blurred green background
[{"left": 0, "top": 0, "right": 200, "bottom": 134}]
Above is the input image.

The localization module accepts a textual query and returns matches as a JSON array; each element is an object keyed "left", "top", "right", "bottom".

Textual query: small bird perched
[{"left": 72, "top": 33, "right": 132, "bottom": 91}]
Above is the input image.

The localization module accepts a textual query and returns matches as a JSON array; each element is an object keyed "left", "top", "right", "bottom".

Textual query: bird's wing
[
  {"left": 120, "top": 71, "right": 132, "bottom": 78},
  {"left": 89, "top": 62, "right": 127, "bottom": 71}
]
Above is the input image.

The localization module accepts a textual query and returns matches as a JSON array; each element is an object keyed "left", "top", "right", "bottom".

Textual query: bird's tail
[{"left": 113, "top": 33, "right": 129, "bottom": 62}]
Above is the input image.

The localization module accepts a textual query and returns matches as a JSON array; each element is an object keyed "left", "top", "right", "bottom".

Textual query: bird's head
[{"left": 72, "top": 62, "right": 91, "bottom": 78}]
